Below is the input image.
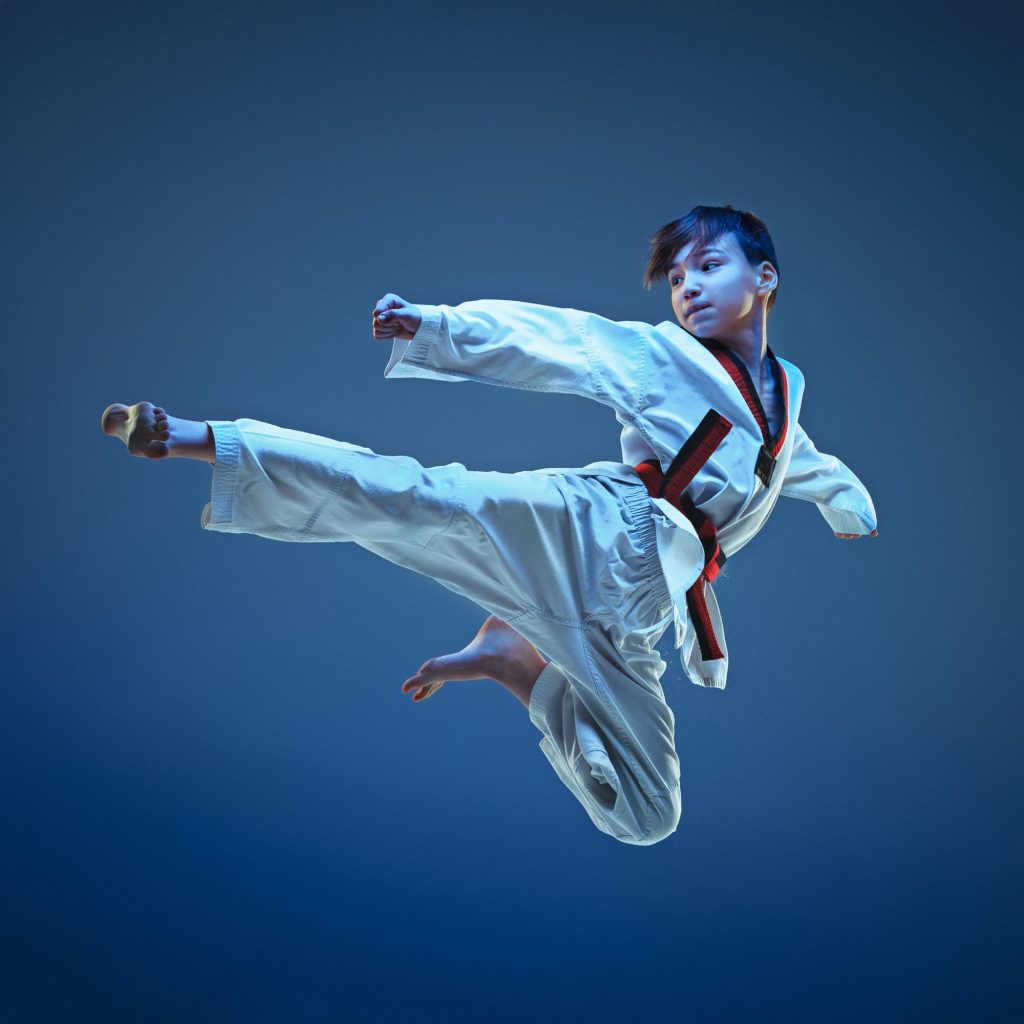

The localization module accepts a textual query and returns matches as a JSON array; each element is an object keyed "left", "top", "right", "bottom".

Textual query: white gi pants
[{"left": 201, "top": 419, "right": 689, "bottom": 846}]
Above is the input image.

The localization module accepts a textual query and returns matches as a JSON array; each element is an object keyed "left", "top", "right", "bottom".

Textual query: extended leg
[{"left": 106, "top": 413, "right": 686, "bottom": 845}]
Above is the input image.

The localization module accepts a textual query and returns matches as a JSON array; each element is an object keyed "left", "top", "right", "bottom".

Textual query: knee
[
  {"left": 628, "top": 789, "right": 682, "bottom": 847},
  {"left": 582, "top": 763, "right": 681, "bottom": 847}
]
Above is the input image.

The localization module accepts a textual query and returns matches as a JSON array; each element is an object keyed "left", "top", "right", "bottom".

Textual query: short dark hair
[{"left": 643, "top": 204, "right": 779, "bottom": 313}]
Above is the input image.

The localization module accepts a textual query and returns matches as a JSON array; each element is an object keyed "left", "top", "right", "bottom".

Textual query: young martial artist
[{"left": 101, "top": 204, "right": 877, "bottom": 847}]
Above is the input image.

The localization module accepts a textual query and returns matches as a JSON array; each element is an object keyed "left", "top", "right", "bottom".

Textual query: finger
[{"left": 375, "top": 309, "right": 409, "bottom": 324}]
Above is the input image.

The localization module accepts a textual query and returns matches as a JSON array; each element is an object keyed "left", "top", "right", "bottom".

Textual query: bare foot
[
  {"left": 101, "top": 402, "right": 214, "bottom": 462},
  {"left": 401, "top": 615, "right": 547, "bottom": 706}
]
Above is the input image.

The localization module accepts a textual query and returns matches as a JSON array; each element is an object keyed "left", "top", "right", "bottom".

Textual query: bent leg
[{"left": 521, "top": 609, "right": 682, "bottom": 847}]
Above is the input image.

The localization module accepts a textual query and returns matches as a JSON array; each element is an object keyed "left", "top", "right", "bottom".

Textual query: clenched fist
[{"left": 372, "top": 293, "right": 423, "bottom": 342}]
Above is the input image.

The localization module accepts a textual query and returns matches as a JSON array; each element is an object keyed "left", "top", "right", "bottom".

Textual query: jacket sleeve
[
  {"left": 780, "top": 422, "right": 878, "bottom": 535},
  {"left": 382, "top": 299, "right": 648, "bottom": 419}
]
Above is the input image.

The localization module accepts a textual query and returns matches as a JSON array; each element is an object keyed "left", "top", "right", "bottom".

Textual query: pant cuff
[{"left": 200, "top": 421, "right": 240, "bottom": 530}]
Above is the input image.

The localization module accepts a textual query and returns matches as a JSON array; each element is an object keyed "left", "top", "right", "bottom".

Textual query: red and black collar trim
[{"left": 699, "top": 339, "right": 789, "bottom": 487}]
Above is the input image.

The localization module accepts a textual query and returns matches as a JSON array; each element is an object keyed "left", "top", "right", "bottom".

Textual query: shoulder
[{"left": 643, "top": 321, "right": 727, "bottom": 368}]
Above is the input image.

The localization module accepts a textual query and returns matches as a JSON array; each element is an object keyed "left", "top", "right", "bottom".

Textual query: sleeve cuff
[
  {"left": 818, "top": 503, "right": 877, "bottom": 535},
  {"left": 382, "top": 305, "right": 446, "bottom": 379}
]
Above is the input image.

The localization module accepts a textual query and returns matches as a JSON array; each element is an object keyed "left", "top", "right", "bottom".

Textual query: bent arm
[
  {"left": 383, "top": 299, "right": 649, "bottom": 417},
  {"left": 780, "top": 423, "right": 878, "bottom": 535}
]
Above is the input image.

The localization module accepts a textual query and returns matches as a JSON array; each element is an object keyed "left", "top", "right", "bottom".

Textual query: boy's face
[{"left": 667, "top": 231, "right": 774, "bottom": 340}]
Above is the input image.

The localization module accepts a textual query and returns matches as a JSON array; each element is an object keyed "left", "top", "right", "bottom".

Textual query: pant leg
[
  {"left": 202, "top": 418, "right": 565, "bottom": 623},
  {"left": 427, "top": 458, "right": 685, "bottom": 845},
  {"left": 515, "top": 518, "right": 683, "bottom": 847},
  {"left": 200, "top": 418, "right": 688, "bottom": 845}
]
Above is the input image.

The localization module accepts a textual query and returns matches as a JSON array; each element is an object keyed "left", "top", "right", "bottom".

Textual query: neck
[{"left": 708, "top": 302, "right": 771, "bottom": 380}]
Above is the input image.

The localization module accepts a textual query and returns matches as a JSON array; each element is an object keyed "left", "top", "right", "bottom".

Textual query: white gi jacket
[{"left": 384, "top": 300, "right": 877, "bottom": 690}]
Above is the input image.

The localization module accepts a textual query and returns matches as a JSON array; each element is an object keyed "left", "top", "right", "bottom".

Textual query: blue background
[{"left": 2, "top": 1, "right": 1020, "bottom": 1020}]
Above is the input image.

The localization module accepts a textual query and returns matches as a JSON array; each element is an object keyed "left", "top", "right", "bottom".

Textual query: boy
[{"left": 101, "top": 205, "right": 877, "bottom": 847}]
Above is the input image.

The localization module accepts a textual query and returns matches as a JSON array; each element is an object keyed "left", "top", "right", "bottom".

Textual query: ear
[{"left": 756, "top": 260, "right": 778, "bottom": 299}]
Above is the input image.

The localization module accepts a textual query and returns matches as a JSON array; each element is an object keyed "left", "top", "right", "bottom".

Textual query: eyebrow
[{"left": 667, "top": 247, "right": 725, "bottom": 273}]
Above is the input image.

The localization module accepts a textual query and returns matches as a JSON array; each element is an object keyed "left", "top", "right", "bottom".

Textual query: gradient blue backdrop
[{"left": 2, "top": 1, "right": 1020, "bottom": 1020}]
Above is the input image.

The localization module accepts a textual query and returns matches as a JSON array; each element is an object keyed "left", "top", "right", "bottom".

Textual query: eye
[{"left": 670, "top": 261, "right": 719, "bottom": 286}]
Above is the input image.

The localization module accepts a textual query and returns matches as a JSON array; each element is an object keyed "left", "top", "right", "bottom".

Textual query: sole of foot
[{"left": 101, "top": 401, "right": 171, "bottom": 458}]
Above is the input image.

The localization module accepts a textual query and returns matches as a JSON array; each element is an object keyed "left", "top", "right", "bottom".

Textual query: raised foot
[
  {"left": 401, "top": 614, "right": 546, "bottom": 703},
  {"left": 101, "top": 402, "right": 171, "bottom": 459}
]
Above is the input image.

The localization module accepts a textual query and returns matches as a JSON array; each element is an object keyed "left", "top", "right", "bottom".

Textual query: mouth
[{"left": 687, "top": 303, "right": 711, "bottom": 318}]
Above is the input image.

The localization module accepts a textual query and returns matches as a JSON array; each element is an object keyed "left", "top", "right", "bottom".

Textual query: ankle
[
  {"left": 495, "top": 656, "right": 546, "bottom": 710},
  {"left": 170, "top": 420, "right": 216, "bottom": 462},
  {"left": 501, "top": 649, "right": 546, "bottom": 694}
]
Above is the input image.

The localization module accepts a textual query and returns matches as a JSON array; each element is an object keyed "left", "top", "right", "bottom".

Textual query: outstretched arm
[
  {"left": 780, "top": 423, "right": 879, "bottom": 540},
  {"left": 371, "top": 292, "right": 650, "bottom": 419}
]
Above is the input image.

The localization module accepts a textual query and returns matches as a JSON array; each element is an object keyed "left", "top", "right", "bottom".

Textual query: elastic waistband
[{"left": 622, "top": 481, "right": 673, "bottom": 620}]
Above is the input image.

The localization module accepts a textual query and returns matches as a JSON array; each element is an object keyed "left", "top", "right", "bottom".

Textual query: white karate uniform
[
  {"left": 200, "top": 299, "right": 877, "bottom": 846},
  {"left": 384, "top": 301, "right": 878, "bottom": 689}
]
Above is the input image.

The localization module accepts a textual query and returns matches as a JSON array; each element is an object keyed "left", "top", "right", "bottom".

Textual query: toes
[
  {"left": 402, "top": 673, "right": 429, "bottom": 694},
  {"left": 413, "top": 681, "right": 445, "bottom": 702},
  {"left": 403, "top": 673, "right": 445, "bottom": 700},
  {"left": 420, "top": 654, "right": 465, "bottom": 677},
  {"left": 100, "top": 403, "right": 129, "bottom": 434},
  {"left": 402, "top": 659, "right": 449, "bottom": 690}
]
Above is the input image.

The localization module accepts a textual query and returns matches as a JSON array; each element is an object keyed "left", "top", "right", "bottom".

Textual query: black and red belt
[
  {"left": 634, "top": 409, "right": 732, "bottom": 661},
  {"left": 635, "top": 342, "right": 791, "bottom": 658}
]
